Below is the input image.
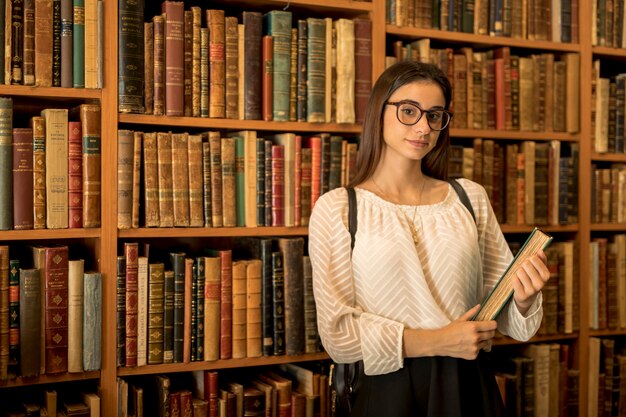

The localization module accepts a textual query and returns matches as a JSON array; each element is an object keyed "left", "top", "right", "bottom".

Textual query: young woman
[{"left": 308, "top": 61, "right": 550, "bottom": 416}]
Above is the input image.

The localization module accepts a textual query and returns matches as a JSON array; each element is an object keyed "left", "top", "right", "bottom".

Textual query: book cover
[{"left": 472, "top": 228, "right": 553, "bottom": 321}]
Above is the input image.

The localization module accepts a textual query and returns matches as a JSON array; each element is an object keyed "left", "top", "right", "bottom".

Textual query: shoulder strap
[
  {"left": 346, "top": 187, "right": 357, "bottom": 250},
  {"left": 448, "top": 178, "right": 476, "bottom": 223}
]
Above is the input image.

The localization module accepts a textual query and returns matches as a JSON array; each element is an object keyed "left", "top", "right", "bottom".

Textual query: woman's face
[{"left": 381, "top": 80, "right": 446, "bottom": 164}]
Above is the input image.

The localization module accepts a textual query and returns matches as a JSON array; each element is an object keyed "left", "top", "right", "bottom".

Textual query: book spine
[
  {"left": 147, "top": 263, "right": 164, "bottom": 364},
  {"left": 271, "top": 252, "right": 285, "bottom": 355},
  {"left": 296, "top": 20, "right": 307, "bottom": 122},
  {"left": 204, "top": 256, "right": 220, "bottom": 361},
  {"left": 221, "top": 137, "right": 236, "bottom": 227},
  {"left": 44, "top": 245, "right": 69, "bottom": 374},
  {"left": 289, "top": 28, "right": 297, "bottom": 122},
  {"left": 153, "top": 14, "right": 165, "bottom": 116},
  {"left": 246, "top": 260, "right": 262, "bottom": 358},
  {"left": 235, "top": 137, "right": 245, "bottom": 227},
  {"left": 219, "top": 250, "right": 232, "bottom": 360},
  {"left": 202, "top": 141, "right": 212, "bottom": 227},
  {"left": 143, "top": 21, "right": 153, "bottom": 114},
  {"left": 12, "top": 128, "right": 34, "bottom": 229},
  {"left": 34, "top": 0, "right": 53, "bottom": 86},
  {"left": 67, "top": 259, "right": 84, "bottom": 372},
  {"left": 22, "top": 0, "right": 34, "bottom": 85},
  {"left": 82, "top": 271, "right": 101, "bottom": 371},
  {"left": 8, "top": 259, "right": 18, "bottom": 375},
  {"left": 262, "top": 35, "right": 273, "bottom": 122},
  {"left": 131, "top": 132, "right": 141, "bottom": 228},
  {"left": 72, "top": 0, "right": 84, "bottom": 87},
  {"left": 170, "top": 252, "right": 185, "bottom": 363},
  {"left": 116, "top": 255, "right": 125, "bottom": 366},
  {"left": 243, "top": 12, "right": 262, "bottom": 120},
  {"left": 11, "top": 0, "right": 24, "bottom": 84},
  {"left": 183, "top": 10, "right": 192, "bottom": 117},
  {"left": 353, "top": 18, "right": 371, "bottom": 125},
  {"left": 125, "top": 242, "right": 138, "bottom": 367},
  {"left": 188, "top": 135, "right": 204, "bottom": 227},
  {"left": 68, "top": 121, "right": 82, "bottom": 228},
  {"left": 83, "top": 0, "right": 96, "bottom": 87},
  {"left": 232, "top": 261, "right": 247, "bottom": 359},
  {"left": 279, "top": 238, "right": 305, "bottom": 356},
  {"left": 0, "top": 246, "right": 8, "bottom": 380},
  {"left": 200, "top": 27, "right": 208, "bottom": 118},
  {"left": 117, "top": 0, "right": 144, "bottom": 113},
  {"left": 157, "top": 132, "right": 174, "bottom": 227},
  {"left": 60, "top": 0, "right": 72, "bottom": 87},
  {"left": 256, "top": 137, "right": 265, "bottom": 226},
  {"left": 306, "top": 19, "right": 325, "bottom": 123},
  {"left": 171, "top": 133, "right": 190, "bottom": 227},
  {"left": 42, "top": 108, "right": 69, "bottom": 229},
  {"left": 191, "top": 7, "right": 201, "bottom": 117},
  {"left": 78, "top": 104, "right": 101, "bottom": 228},
  {"left": 209, "top": 132, "right": 223, "bottom": 227},
  {"left": 163, "top": 270, "right": 174, "bottom": 363},
  {"left": 19, "top": 268, "right": 40, "bottom": 376},
  {"left": 194, "top": 259, "right": 204, "bottom": 361},
  {"left": 136, "top": 257, "right": 148, "bottom": 366},
  {"left": 268, "top": 10, "right": 292, "bottom": 122},
  {"left": 271, "top": 145, "right": 285, "bottom": 227},
  {"left": 225, "top": 16, "right": 238, "bottom": 120},
  {"left": 0, "top": 98, "right": 12, "bottom": 230},
  {"left": 142, "top": 132, "right": 159, "bottom": 227},
  {"left": 52, "top": 0, "right": 60, "bottom": 86},
  {"left": 207, "top": 9, "right": 225, "bottom": 118},
  {"left": 162, "top": 1, "right": 184, "bottom": 116},
  {"left": 264, "top": 140, "right": 272, "bottom": 227}
]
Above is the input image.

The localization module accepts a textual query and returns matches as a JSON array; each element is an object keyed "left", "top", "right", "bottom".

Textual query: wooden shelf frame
[{"left": 0, "top": 371, "right": 101, "bottom": 389}]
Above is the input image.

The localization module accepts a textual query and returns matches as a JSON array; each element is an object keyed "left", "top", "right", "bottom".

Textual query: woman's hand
[
  {"left": 512, "top": 250, "right": 550, "bottom": 316},
  {"left": 403, "top": 305, "right": 497, "bottom": 360}
]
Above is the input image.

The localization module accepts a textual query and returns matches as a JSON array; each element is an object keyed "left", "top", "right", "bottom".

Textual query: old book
[
  {"left": 116, "top": 256, "right": 125, "bottom": 367},
  {"left": 143, "top": 21, "right": 153, "bottom": 114},
  {"left": 271, "top": 144, "right": 285, "bottom": 227},
  {"left": 262, "top": 35, "right": 273, "bottom": 122},
  {"left": 289, "top": 28, "right": 297, "bottom": 122},
  {"left": 266, "top": 10, "right": 292, "bottom": 121},
  {"left": 162, "top": 1, "right": 184, "bottom": 116},
  {"left": 68, "top": 122, "right": 82, "bottom": 228},
  {"left": 148, "top": 263, "right": 165, "bottom": 365},
  {"left": 300, "top": 148, "right": 312, "bottom": 227},
  {"left": 157, "top": 132, "right": 174, "bottom": 227},
  {"left": 190, "top": 6, "right": 201, "bottom": 117},
  {"left": 305, "top": 18, "right": 325, "bottom": 123},
  {"left": 259, "top": 371, "right": 292, "bottom": 417},
  {"left": 153, "top": 14, "right": 165, "bottom": 116},
  {"left": 142, "top": 132, "right": 159, "bottom": 227},
  {"left": 117, "top": 0, "right": 144, "bottom": 113},
  {"left": 35, "top": 0, "right": 53, "bottom": 86},
  {"left": 243, "top": 11, "right": 262, "bottom": 120},
  {"left": 208, "top": 249, "right": 232, "bottom": 360},
  {"left": 42, "top": 108, "right": 69, "bottom": 229},
  {"left": 184, "top": 258, "right": 193, "bottom": 362},
  {"left": 169, "top": 252, "right": 185, "bottom": 363},
  {"left": 208, "top": 132, "right": 223, "bottom": 227},
  {"left": 264, "top": 140, "right": 272, "bottom": 227},
  {"left": 296, "top": 20, "right": 307, "bottom": 122},
  {"left": 201, "top": 256, "right": 219, "bottom": 361},
  {"left": 81, "top": 392, "right": 100, "bottom": 417},
  {"left": 246, "top": 259, "right": 262, "bottom": 358},
  {"left": 163, "top": 270, "right": 174, "bottom": 364},
  {"left": 303, "top": 256, "right": 319, "bottom": 353},
  {"left": 17, "top": 266, "right": 43, "bottom": 377},
  {"left": 221, "top": 137, "right": 236, "bottom": 227},
  {"left": 202, "top": 141, "right": 212, "bottom": 227},
  {"left": 472, "top": 228, "right": 553, "bottom": 321},
  {"left": 135, "top": 256, "right": 148, "bottom": 367},
  {"left": 334, "top": 19, "right": 355, "bottom": 124},
  {"left": 7, "top": 259, "right": 18, "bottom": 377},
  {"left": 193, "top": 258, "right": 204, "bottom": 361},
  {"left": 183, "top": 10, "right": 192, "bottom": 117},
  {"left": 207, "top": 9, "right": 225, "bottom": 118},
  {"left": 171, "top": 133, "right": 190, "bottom": 227},
  {"left": 522, "top": 140, "right": 535, "bottom": 224},
  {"left": 564, "top": 53, "right": 580, "bottom": 133},
  {"left": 83, "top": 271, "right": 101, "bottom": 371},
  {"left": 12, "top": 128, "right": 34, "bottom": 230},
  {"left": 325, "top": 17, "right": 333, "bottom": 123},
  {"left": 200, "top": 27, "right": 208, "bottom": 117},
  {"left": 244, "top": 387, "right": 265, "bottom": 417},
  {"left": 353, "top": 18, "right": 371, "bottom": 125},
  {"left": 187, "top": 134, "right": 204, "bottom": 227},
  {"left": 52, "top": 0, "right": 61, "bottom": 86},
  {"left": 0, "top": 98, "right": 12, "bottom": 230},
  {"left": 0, "top": 246, "right": 7, "bottom": 380},
  {"left": 83, "top": 0, "right": 96, "bottom": 88},
  {"left": 237, "top": 23, "right": 245, "bottom": 120},
  {"left": 125, "top": 242, "right": 138, "bottom": 367},
  {"left": 130, "top": 131, "right": 142, "bottom": 229},
  {"left": 72, "top": 0, "right": 84, "bottom": 88},
  {"left": 225, "top": 16, "right": 238, "bottom": 119},
  {"left": 278, "top": 238, "right": 304, "bottom": 356},
  {"left": 227, "top": 131, "right": 257, "bottom": 227},
  {"left": 231, "top": 260, "right": 247, "bottom": 359},
  {"left": 67, "top": 259, "right": 84, "bottom": 372},
  {"left": 23, "top": 0, "right": 35, "bottom": 85},
  {"left": 272, "top": 133, "right": 296, "bottom": 226},
  {"left": 31, "top": 116, "right": 46, "bottom": 229}
]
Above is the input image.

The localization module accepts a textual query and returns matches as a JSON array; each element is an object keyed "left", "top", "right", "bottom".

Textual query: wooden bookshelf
[
  {"left": 118, "top": 226, "right": 309, "bottom": 239},
  {"left": 0, "top": 372, "right": 101, "bottom": 388},
  {"left": 450, "top": 128, "right": 579, "bottom": 141},
  {"left": 0, "top": 85, "right": 102, "bottom": 99}
]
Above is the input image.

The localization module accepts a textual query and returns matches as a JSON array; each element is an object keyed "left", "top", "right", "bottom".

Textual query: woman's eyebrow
[{"left": 394, "top": 99, "right": 445, "bottom": 110}]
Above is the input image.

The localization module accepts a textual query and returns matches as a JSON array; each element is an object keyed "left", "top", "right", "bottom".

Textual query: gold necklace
[{"left": 370, "top": 177, "right": 426, "bottom": 246}]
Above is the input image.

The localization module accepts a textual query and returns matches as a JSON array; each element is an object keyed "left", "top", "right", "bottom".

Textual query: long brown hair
[{"left": 347, "top": 61, "right": 453, "bottom": 188}]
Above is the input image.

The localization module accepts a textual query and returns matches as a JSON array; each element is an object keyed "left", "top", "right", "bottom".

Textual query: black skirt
[{"left": 350, "top": 352, "right": 506, "bottom": 417}]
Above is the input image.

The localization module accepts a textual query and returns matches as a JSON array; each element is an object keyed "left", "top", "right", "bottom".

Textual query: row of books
[
  {"left": 494, "top": 343, "right": 579, "bottom": 417},
  {"left": 591, "top": 164, "right": 626, "bottom": 223},
  {"left": 386, "top": 0, "right": 578, "bottom": 43},
  {"left": 0, "top": 245, "right": 102, "bottom": 382},
  {"left": 117, "top": 237, "right": 319, "bottom": 368},
  {"left": 591, "top": 62, "right": 626, "bottom": 154},
  {"left": 0, "top": 99, "right": 101, "bottom": 230},
  {"left": 388, "top": 43, "right": 580, "bottom": 134},
  {"left": 592, "top": 0, "right": 626, "bottom": 48},
  {"left": 119, "top": 2, "right": 372, "bottom": 124},
  {"left": 117, "top": 130, "right": 358, "bottom": 229},
  {"left": 1, "top": 0, "right": 102, "bottom": 88},
  {"left": 588, "top": 337, "right": 626, "bottom": 417},
  {"left": 449, "top": 140, "right": 579, "bottom": 226},
  {"left": 589, "top": 235, "right": 626, "bottom": 331},
  {"left": 119, "top": 362, "right": 331, "bottom": 417},
  {"left": 2, "top": 388, "right": 100, "bottom": 417}
]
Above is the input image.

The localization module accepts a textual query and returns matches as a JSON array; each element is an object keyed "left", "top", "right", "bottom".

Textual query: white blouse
[{"left": 308, "top": 178, "right": 543, "bottom": 375}]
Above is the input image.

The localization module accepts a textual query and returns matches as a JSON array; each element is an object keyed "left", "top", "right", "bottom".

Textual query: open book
[{"left": 471, "top": 227, "right": 553, "bottom": 321}]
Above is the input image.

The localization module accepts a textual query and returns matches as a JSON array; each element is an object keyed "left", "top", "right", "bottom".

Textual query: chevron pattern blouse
[{"left": 308, "top": 179, "right": 543, "bottom": 376}]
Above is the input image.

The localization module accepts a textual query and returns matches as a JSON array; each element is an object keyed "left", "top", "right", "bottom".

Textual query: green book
[
  {"left": 472, "top": 228, "right": 553, "bottom": 321},
  {"left": 266, "top": 10, "right": 292, "bottom": 122}
]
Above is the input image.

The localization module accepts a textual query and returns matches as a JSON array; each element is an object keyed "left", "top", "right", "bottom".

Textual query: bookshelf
[{"left": 0, "top": 0, "right": 615, "bottom": 416}]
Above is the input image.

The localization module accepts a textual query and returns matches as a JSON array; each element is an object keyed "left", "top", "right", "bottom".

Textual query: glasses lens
[
  {"left": 426, "top": 110, "right": 451, "bottom": 131},
  {"left": 396, "top": 103, "right": 421, "bottom": 125}
]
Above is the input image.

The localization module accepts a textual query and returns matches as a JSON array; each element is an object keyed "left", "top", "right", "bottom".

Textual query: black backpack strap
[
  {"left": 448, "top": 178, "right": 476, "bottom": 224},
  {"left": 346, "top": 187, "right": 357, "bottom": 250}
]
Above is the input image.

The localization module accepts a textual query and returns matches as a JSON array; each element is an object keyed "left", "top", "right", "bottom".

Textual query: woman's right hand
[{"left": 403, "top": 305, "right": 497, "bottom": 360}]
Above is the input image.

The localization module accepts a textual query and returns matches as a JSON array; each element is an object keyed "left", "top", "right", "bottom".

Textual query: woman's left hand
[{"left": 512, "top": 250, "right": 550, "bottom": 316}]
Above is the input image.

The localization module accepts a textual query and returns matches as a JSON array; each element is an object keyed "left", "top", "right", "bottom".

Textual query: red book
[
  {"left": 207, "top": 249, "right": 232, "bottom": 360},
  {"left": 43, "top": 245, "right": 69, "bottom": 374},
  {"left": 12, "top": 128, "right": 34, "bottom": 230},
  {"left": 161, "top": 1, "right": 185, "bottom": 116},
  {"left": 68, "top": 121, "right": 83, "bottom": 228},
  {"left": 294, "top": 135, "right": 302, "bottom": 227},
  {"left": 304, "top": 136, "right": 321, "bottom": 209},
  {"left": 125, "top": 242, "right": 139, "bottom": 367},
  {"left": 205, "top": 370, "right": 218, "bottom": 417},
  {"left": 271, "top": 145, "right": 285, "bottom": 227},
  {"left": 262, "top": 35, "right": 273, "bottom": 122}
]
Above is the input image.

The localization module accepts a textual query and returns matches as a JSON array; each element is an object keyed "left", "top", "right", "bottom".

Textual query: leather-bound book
[
  {"left": 221, "top": 137, "right": 236, "bottom": 227},
  {"left": 300, "top": 148, "right": 312, "bottom": 227},
  {"left": 262, "top": 35, "right": 273, "bottom": 121},
  {"left": 144, "top": 21, "right": 154, "bottom": 114},
  {"left": 306, "top": 18, "right": 325, "bottom": 123},
  {"left": 272, "top": 134, "right": 296, "bottom": 226},
  {"left": 243, "top": 11, "right": 262, "bottom": 120},
  {"left": 266, "top": 10, "right": 292, "bottom": 122},
  {"left": 42, "top": 108, "right": 69, "bottom": 229},
  {"left": 227, "top": 130, "right": 257, "bottom": 227},
  {"left": 271, "top": 145, "right": 285, "bottom": 227},
  {"left": 353, "top": 18, "right": 371, "bottom": 124},
  {"left": 170, "top": 391, "right": 181, "bottom": 417},
  {"left": 75, "top": 103, "right": 101, "bottom": 228},
  {"left": 72, "top": 0, "right": 84, "bottom": 88},
  {"left": 19, "top": 268, "right": 40, "bottom": 377},
  {"left": 0, "top": 246, "right": 8, "bottom": 380},
  {"left": 8, "top": 259, "right": 18, "bottom": 376},
  {"left": 208, "top": 131, "right": 223, "bottom": 227},
  {"left": 157, "top": 132, "right": 174, "bottom": 227},
  {"left": 68, "top": 121, "right": 83, "bottom": 228},
  {"left": 125, "top": 242, "right": 139, "bottom": 367},
  {"left": 67, "top": 259, "right": 84, "bottom": 373},
  {"left": 294, "top": 135, "right": 301, "bottom": 226},
  {"left": 191, "top": 7, "right": 201, "bottom": 117},
  {"left": 192, "top": 399, "right": 208, "bottom": 417},
  {"left": 278, "top": 238, "right": 304, "bottom": 356},
  {"left": 303, "top": 136, "right": 321, "bottom": 209},
  {"left": 335, "top": 19, "right": 355, "bottom": 124},
  {"left": 83, "top": 0, "right": 97, "bottom": 88},
  {"left": 328, "top": 136, "right": 343, "bottom": 192},
  {"left": 303, "top": 256, "right": 319, "bottom": 353},
  {"left": 202, "top": 140, "right": 212, "bottom": 227},
  {"left": 194, "top": 258, "right": 204, "bottom": 361},
  {"left": 207, "top": 249, "right": 232, "bottom": 360},
  {"left": 271, "top": 251, "right": 285, "bottom": 355},
  {"left": 132, "top": 132, "right": 142, "bottom": 229},
  {"left": 319, "top": 133, "right": 331, "bottom": 195},
  {"left": 143, "top": 132, "right": 159, "bottom": 227},
  {"left": 82, "top": 271, "right": 101, "bottom": 371},
  {"left": 0, "top": 98, "right": 12, "bottom": 230},
  {"left": 171, "top": 133, "right": 190, "bottom": 227},
  {"left": 163, "top": 270, "right": 175, "bottom": 363},
  {"left": 207, "top": 9, "right": 225, "bottom": 118},
  {"left": 232, "top": 260, "right": 247, "bottom": 359},
  {"left": 169, "top": 252, "right": 185, "bottom": 363},
  {"left": 296, "top": 20, "right": 307, "bottom": 122},
  {"left": 289, "top": 28, "right": 297, "bottom": 122},
  {"left": 188, "top": 134, "right": 204, "bottom": 227},
  {"left": 225, "top": 16, "right": 239, "bottom": 120},
  {"left": 264, "top": 140, "right": 272, "bottom": 227},
  {"left": 244, "top": 387, "right": 265, "bottom": 417},
  {"left": 183, "top": 10, "right": 192, "bottom": 117},
  {"left": 246, "top": 259, "right": 262, "bottom": 358},
  {"left": 118, "top": 0, "right": 144, "bottom": 113},
  {"left": 203, "top": 255, "right": 220, "bottom": 361},
  {"left": 152, "top": 14, "right": 165, "bottom": 116},
  {"left": 148, "top": 263, "right": 165, "bottom": 365},
  {"left": 259, "top": 371, "right": 292, "bottom": 417},
  {"left": 161, "top": 1, "right": 184, "bottom": 117},
  {"left": 60, "top": 0, "right": 72, "bottom": 88},
  {"left": 34, "top": 0, "right": 53, "bottom": 86},
  {"left": 136, "top": 256, "right": 148, "bottom": 366},
  {"left": 31, "top": 116, "right": 46, "bottom": 229},
  {"left": 23, "top": 0, "right": 35, "bottom": 85},
  {"left": 256, "top": 137, "right": 265, "bottom": 226},
  {"left": 200, "top": 27, "right": 209, "bottom": 117},
  {"left": 116, "top": 255, "right": 126, "bottom": 367},
  {"left": 52, "top": 0, "right": 61, "bottom": 86},
  {"left": 12, "top": 128, "right": 34, "bottom": 230}
]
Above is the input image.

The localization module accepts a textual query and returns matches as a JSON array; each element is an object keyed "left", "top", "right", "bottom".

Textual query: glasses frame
[{"left": 386, "top": 100, "right": 453, "bottom": 131}]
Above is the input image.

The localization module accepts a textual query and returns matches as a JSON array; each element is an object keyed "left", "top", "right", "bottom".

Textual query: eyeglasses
[{"left": 386, "top": 101, "right": 453, "bottom": 131}]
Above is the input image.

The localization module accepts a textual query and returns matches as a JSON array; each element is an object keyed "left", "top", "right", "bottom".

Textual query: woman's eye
[
  {"left": 428, "top": 112, "right": 442, "bottom": 121},
  {"left": 400, "top": 106, "right": 416, "bottom": 116}
]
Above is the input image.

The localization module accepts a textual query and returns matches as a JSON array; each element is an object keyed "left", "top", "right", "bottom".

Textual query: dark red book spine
[{"left": 44, "top": 245, "right": 69, "bottom": 374}]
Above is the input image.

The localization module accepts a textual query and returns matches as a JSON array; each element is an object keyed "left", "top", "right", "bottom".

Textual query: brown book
[
  {"left": 19, "top": 268, "right": 41, "bottom": 377},
  {"left": 271, "top": 145, "right": 285, "bottom": 227},
  {"left": 31, "top": 116, "right": 46, "bottom": 229},
  {"left": 153, "top": 14, "right": 165, "bottom": 116},
  {"left": 143, "top": 132, "right": 160, "bottom": 227},
  {"left": 259, "top": 371, "right": 292, "bottom": 417},
  {"left": 231, "top": 260, "right": 247, "bottom": 359},
  {"left": 188, "top": 134, "right": 204, "bottom": 227},
  {"left": 12, "top": 128, "right": 34, "bottom": 230},
  {"left": 157, "top": 132, "right": 174, "bottom": 227},
  {"left": 132, "top": 132, "right": 142, "bottom": 229},
  {"left": 246, "top": 259, "right": 262, "bottom": 358},
  {"left": 225, "top": 16, "right": 238, "bottom": 120},
  {"left": 202, "top": 140, "right": 212, "bottom": 227},
  {"left": 289, "top": 28, "right": 298, "bottom": 122},
  {"left": 162, "top": 1, "right": 184, "bottom": 117},
  {"left": 148, "top": 262, "right": 165, "bottom": 365},
  {"left": 244, "top": 387, "right": 265, "bottom": 417},
  {"left": 353, "top": 18, "right": 371, "bottom": 125},
  {"left": 67, "top": 259, "right": 84, "bottom": 373},
  {"left": 0, "top": 246, "right": 7, "bottom": 380},
  {"left": 243, "top": 11, "right": 262, "bottom": 120},
  {"left": 209, "top": 249, "right": 232, "bottom": 360},
  {"left": 203, "top": 255, "right": 220, "bottom": 361},
  {"left": 335, "top": 19, "right": 355, "bottom": 124},
  {"left": 303, "top": 256, "right": 319, "bottom": 353},
  {"left": 144, "top": 21, "right": 154, "bottom": 115},
  {"left": 300, "top": 148, "right": 312, "bottom": 227},
  {"left": 68, "top": 121, "right": 83, "bottom": 228},
  {"left": 183, "top": 10, "right": 192, "bottom": 117},
  {"left": 23, "top": 0, "right": 35, "bottom": 85},
  {"left": 208, "top": 131, "right": 223, "bottom": 227},
  {"left": 564, "top": 53, "right": 580, "bottom": 133},
  {"left": 200, "top": 27, "right": 209, "bottom": 117},
  {"left": 207, "top": 9, "right": 225, "bottom": 118},
  {"left": 60, "top": 0, "right": 72, "bottom": 88},
  {"left": 42, "top": 108, "right": 69, "bottom": 229},
  {"left": 52, "top": 0, "right": 61, "bottom": 86},
  {"left": 75, "top": 104, "right": 101, "bottom": 228},
  {"left": 117, "top": 130, "right": 134, "bottom": 229},
  {"left": 125, "top": 242, "right": 139, "bottom": 367},
  {"left": 35, "top": 0, "right": 53, "bottom": 86},
  {"left": 191, "top": 7, "right": 201, "bottom": 117},
  {"left": 171, "top": 132, "right": 190, "bottom": 227},
  {"left": 278, "top": 237, "right": 304, "bottom": 356},
  {"left": 221, "top": 137, "right": 236, "bottom": 227},
  {"left": 262, "top": 35, "right": 273, "bottom": 121}
]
